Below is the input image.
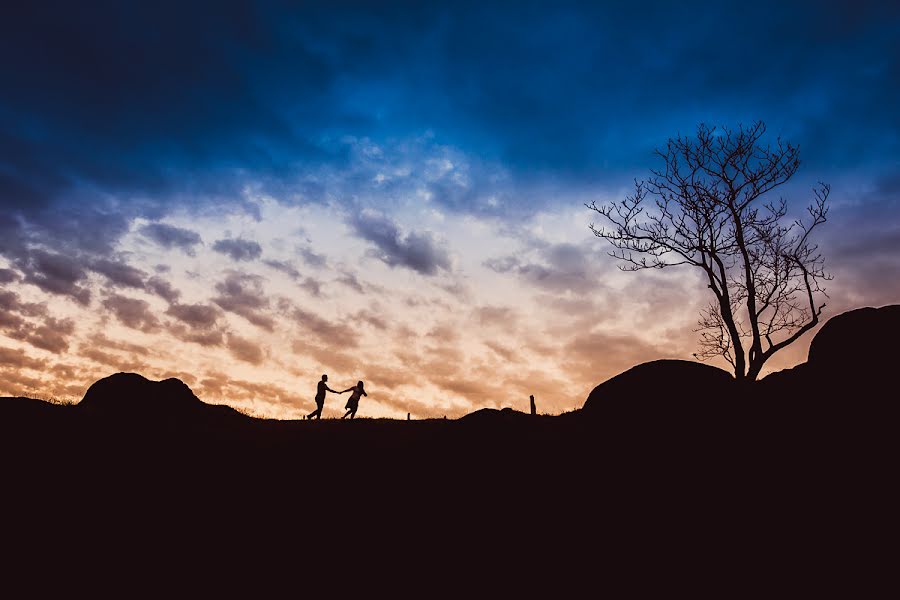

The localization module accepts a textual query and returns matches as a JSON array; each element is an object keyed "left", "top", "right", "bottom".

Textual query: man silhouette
[{"left": 306, "top": 374, "right": 340, "bottom": 420}]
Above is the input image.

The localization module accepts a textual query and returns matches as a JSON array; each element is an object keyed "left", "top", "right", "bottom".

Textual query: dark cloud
[
  {"left": 212, "top": 271, "right": 274, "bottom": 331},
  {"left": 350, "top": 211, "right": 450, "bottom": 275},
  {"left": 262, "top": 259, "right": 322, "bottom": 296},
  {"left": 146, "top": 276, "right": 181, "bottom": 303},
  {"left": 167, "top": 324, "right": 225, "bottom": 348},
  {"left": 90, "top": 334, "right": 151, "bottom": 357},
  {"left": 213, "top": 238, "right": 263, "bottom": 262},
  {"left": 227, "top": 334, "right": 265, "bottom": 365},
  {"left": 351, "top": 309, "right": 389, "bottom": 331},
  {"left": 291, "top": 306, "right": 356, "bottom": 346},
  {"left": 299, "top": 278, "right": 322, "bottom": 297},
  {"left": 25, "top": 317, "right": 77, "bottom": 354},
  {"left": 0, "top": 290, "right": 47, "bottom": 319},
  {"left": 91, "top": 258, "right": 147, "bottom": 289},
  {"left": 14, "top": 249, "right": 91, "bottom": 305},
  {"left": 0, "top": 268, "right": 19, "bottom": 283},
  {"left": 1, "top": 1, "right": 897, "bottom": 230},
  {"left": 336, "top": 272, "right": 365, "bottom": 293},
  {"left": 484, "top": 242, "right": 601, "bottom": 294},
  {"left": 298, "top": 247, "right": 327, "bottom": 268},
  {"left": 101, "top": 294, "right": 161, "bottom": 332},
  {"left": 166, "top": 303, "right": 220, "bottom": 329},
  {"left": 263, "top": 259, "right": 301, "bottom": 280},
  {"left": 0, "top": 346, "right": 46, "bottom": 371},
  {"left": 139, "top": 223, "right": 203, "bottom": 255}
]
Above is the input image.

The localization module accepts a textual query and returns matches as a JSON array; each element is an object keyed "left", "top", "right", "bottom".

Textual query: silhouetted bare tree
[{"left": 587, "top": 122, "right": 831, "bottom": 381}]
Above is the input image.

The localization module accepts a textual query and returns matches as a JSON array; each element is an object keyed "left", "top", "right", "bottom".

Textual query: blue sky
[{"left": 1, "top": 1, "right": 898, "bottom": 415}]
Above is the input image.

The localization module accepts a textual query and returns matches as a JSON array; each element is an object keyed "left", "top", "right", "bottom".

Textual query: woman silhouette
[{"left": 340, "top": 381, "right": 367, "bottom": 420}]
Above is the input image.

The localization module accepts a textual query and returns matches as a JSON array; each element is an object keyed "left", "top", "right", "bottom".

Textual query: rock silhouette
[
  {"left": 79, "top": 371, "right": 244, "bottom": 423},
  {"left": 760, "top": 305, "right": 899, "bottom": 399},
  {"left": 582, "top": 359, "right": 734, "bottom": 413}
]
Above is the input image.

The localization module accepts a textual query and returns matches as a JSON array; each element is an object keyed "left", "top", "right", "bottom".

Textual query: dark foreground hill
[{"left": 2, "top": 305, "right": 898, "bottom": 588}]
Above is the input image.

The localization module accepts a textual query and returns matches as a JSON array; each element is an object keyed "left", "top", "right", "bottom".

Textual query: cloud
[
  {"left": 146, "top": 276, "right": 181, "bottom": 303},
  {"left": 564, "top": 331, "right": 668, "bottom": 384},
  {"left": 0, "top": 290, "right": 47, "bottom": 319},
  {"left": 473, "top": 306, "right": 518, "bottom": 330},
  {"left": 227, "top": 334, "right": 265, "bottom": 365},
  {"left": 263, "top": 259, "right": 301, "bottom": 280},
  {"left": 351, "top": 309, "right": 389, "bottom": 331},
  {"left": 212, "top": 271, "right": 274, "bottom": 331},
  {"left": 298, "top": 247, "right": 327, "bottom": 268},
  {"left": 24, "top": 317, "right": 77, "bottom": 354},
  {"left": 0, "top": 346, "right": 46, "bottom": 371},
  {"left": 81, "top": 347, "right": 149, "bottom": 373},
  {"left": 212, "top": 238, "right": 263, "bottom": 262},
  {"left": 350, "top": 210, "right": 450, "bottom": 275},
  {"left": 90, "top": 333, "right": 151, "bottom": 357},
  {"left": 91, "top": 258, "right": 147, "bottom": 289},
  {"left": 101, "top": 294, "right": 161, "bottom": 332},
  {"left": 336, "top": 271, "right": 365, "bottom": 293},
  {"left": 139, "top": 223, "right": 203, "bottom": 255},
  {"left": 484, "top": 242, "right": 601, "bottom": 294},
  {"left": 167, "top": 324, "right": 225, "bottom": 348},
  {"left": 262, "top": 259, "right": 322, "bottom": 296},
  {"left": 0, "top": 268, "right": 19, "bottom": 283},
  {"left": 290, "top": 306, "right": 356, "bottom": 345},
  {"left": 166, "top": 302, "right": 220, "bottom": 329},
  {"left": 15, "top": 249, "right": 91, "bottom": 305}
]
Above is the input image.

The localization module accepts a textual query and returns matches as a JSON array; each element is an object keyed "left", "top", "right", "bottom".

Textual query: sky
[{"left": 1, "top": 1, "right": 899, "bottom": 417}]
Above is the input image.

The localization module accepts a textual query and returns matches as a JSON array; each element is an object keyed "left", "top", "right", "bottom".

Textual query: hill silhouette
[{"left": 2, "top": 305, "right": 898, "bottom": 584}]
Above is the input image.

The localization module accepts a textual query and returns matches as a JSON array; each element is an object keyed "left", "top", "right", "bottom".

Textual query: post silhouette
[{"left": 530, "top": 395, "right": 536, "bottom": 416}]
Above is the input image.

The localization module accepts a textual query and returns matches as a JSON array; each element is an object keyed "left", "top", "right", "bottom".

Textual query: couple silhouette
[{"left": 305, "top": 374, "right": 367, "bottom": 420}]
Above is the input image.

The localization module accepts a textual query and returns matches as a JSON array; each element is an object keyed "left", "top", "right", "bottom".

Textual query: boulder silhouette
[
  {"left": 807, "top": 305, "right": 899, "bottom": 373},
  {"left": 460, "top": 407, "right": 529, "bottom": 422},
  {"left": 761, "top": 304, "right": 899, "bottom": 399},
  {"left": 582, "top": 359, "right": 734, "bottom": 414},
  {"left": 78, "top": 372, "right": 241, "bottom": 421}
]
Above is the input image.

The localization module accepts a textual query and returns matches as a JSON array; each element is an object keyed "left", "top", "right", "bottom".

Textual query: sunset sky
[{"left": 1, "top": 1, "right": 898, "bottom": 417}]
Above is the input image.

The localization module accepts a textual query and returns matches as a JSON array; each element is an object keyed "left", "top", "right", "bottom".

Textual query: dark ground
[{"left": 3, "top": 305, "right": 898, "bottom": 592}]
